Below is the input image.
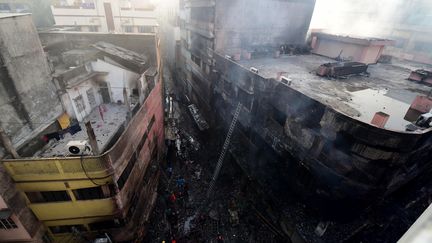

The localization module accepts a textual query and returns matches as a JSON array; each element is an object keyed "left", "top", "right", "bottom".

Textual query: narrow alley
[{"left": 145, "top": 70, "right": 285, "bottom": 243}]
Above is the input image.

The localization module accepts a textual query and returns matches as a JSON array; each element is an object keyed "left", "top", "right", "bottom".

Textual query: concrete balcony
[
  {"left": 29, "top": 198, "right": 116, "bottom": 221},
  {"left": 2, "top": 157, "right": 111, "bottom": 182}
]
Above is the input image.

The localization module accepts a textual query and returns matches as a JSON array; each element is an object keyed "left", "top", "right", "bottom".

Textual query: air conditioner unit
[
  {"left": 67, "top": 140, "right": 92, "bottom": 155},
  {"left": 250, "top": 67, "right": 259, "bottom": 74},
  {"left": 281, "top": 76, "right": 292, "bottom": 86}
]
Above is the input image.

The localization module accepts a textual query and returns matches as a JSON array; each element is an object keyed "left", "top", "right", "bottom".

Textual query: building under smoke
[{"left": 168, "top": 0, "right": 432, "bottom": 242}]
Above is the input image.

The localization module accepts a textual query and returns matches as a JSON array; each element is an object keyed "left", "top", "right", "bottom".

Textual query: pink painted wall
[
  {"left": 0, "top": 196, "right": 32, "bottom": 242},
  {"left": 313, "top": 38, "right": 385, "bottom": 64}
]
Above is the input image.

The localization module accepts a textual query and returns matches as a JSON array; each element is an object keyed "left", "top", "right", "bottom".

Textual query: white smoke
[{"left": 310, "top": 0, "right": 424, "bottom": 38}]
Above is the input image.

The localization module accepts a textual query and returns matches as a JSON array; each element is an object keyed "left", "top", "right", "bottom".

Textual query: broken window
[
  {"left": 73, "top": 186, "right": 108, "bottom": 200},
  {"left": 0, "top": 217, "right": 17, "bottom": 230},
  {"left": 73, "top": 95, "right": 86, "bottom": 113},
  {"left": 26, "top": 191, "right": 71, "bottom": 203}
]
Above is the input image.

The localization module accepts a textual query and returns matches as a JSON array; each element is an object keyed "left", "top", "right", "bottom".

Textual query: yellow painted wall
[{"left": 30, "top": 199, "right": 116, "bottom": 221}]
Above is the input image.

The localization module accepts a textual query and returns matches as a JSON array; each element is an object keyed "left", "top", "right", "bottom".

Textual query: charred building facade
[
  {"left": 177, "top": 0, "right": 316, "bottom": 111},
  {"left": 176, "top": 0, "right": 432, "bottom": 227}
]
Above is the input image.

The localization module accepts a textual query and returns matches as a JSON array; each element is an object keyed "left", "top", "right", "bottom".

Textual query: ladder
[{"left": 207, "top": 102, "right": 242, "bottom": 198}]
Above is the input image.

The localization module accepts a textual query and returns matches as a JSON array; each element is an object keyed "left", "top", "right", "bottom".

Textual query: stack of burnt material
[
  {"left": 408, "top": 69, "right": 432, "bottom": 86},
  {"left": 316, "top": 62, "right": 369, "bottom": 78}
]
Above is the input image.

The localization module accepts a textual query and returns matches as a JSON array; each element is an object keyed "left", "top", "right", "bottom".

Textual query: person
[
  {"left": 217, "top": 234, "right": 224, "bottom": 243},
  {"left": 176, "top": 177, "right": 185, "bottom": 188},
  {"left": 168, "top": 192, "right": 176, "bottom": 204}
]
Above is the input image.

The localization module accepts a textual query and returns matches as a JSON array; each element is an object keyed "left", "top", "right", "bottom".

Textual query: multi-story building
[
  {"left": 177, "top": 0, "right": 316, "bottom": 111},
  {"left": 0, "top": 13, "right": 164, "bottom": 242},
  {"left": 170, "top": 1, "right": 432, "bottom": 241},
  {"left": 50, "top": 0, "right": 158, "bottom": 33}
]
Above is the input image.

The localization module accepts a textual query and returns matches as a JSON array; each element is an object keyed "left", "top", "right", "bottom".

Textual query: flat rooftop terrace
[
  {"left": 238, "top": 55, "right": 432, "bottom": 132},
  {"left": 36, "top": 104, "right": 128, "bottom": 157}
]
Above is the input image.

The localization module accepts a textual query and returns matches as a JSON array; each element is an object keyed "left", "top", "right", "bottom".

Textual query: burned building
[
  {"left": 177, "top": 0, "right": 316, "bottom": 112},
  {"left": 173, "top": 0, "right": 432, "bottom": 241},
  {"left": 0, "top": 15, "right": 164, "bottom": 242}
]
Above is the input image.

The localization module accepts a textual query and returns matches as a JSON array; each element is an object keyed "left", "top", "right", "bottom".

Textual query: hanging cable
[{"left": 79, "top": 154, "right": 111, "bottom": 186}]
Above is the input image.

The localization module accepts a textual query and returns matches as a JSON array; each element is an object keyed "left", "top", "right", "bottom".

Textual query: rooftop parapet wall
[{"left": 311, "top": 32, "right": 395, "bottom": 64}]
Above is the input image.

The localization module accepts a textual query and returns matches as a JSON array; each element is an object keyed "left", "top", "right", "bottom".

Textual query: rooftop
[
  {"left": 36, "top": 104, "right": 128, "bottom": 158},
  {"left": 238, "top": 54, "right": 432, "bottom": 132},
  {"left": 91, "top": 41, "right": 149, "bottom": 73}
]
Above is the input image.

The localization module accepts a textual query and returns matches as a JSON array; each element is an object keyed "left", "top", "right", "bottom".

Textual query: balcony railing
[{"left": 3, "top": 156, "right": 110, "bottom": 182}]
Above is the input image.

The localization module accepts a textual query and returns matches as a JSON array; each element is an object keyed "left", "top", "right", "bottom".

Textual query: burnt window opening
[
  {"left": 49, "top": 225, "right": 87, "bottom": 234},
  {"left": 238, "top": 88, "right": 253, "bottom": 111},
  {"left": 117, "top": 153, "right": 137, "bottom": 190},
  {"left": 0, "top": 217, "right": 17, "bottom": 230},
  {"left": 271, "top": 106, "right": 287, "bottom": 127},
  {"left": 26, "top": 191, "right": 71, "bottom": 203},
  {"left": 72, "top": 185, "right": 113, "bottom": 200},
  {"left": 191, "top": 54, "right": 201, "bottom": 67}
]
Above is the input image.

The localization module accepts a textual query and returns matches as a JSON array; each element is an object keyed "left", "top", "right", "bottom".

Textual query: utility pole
[
  {"left": 85, "top": 121, "right": 100, "bottom": 155},
  {"left": 0, "top": 126, "right": 20, "bottom": 159}
]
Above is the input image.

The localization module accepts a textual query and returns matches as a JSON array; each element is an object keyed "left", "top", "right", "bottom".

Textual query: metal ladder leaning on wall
[{"left": 206, "top": 102, "right": 242, "bottom": 198}]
